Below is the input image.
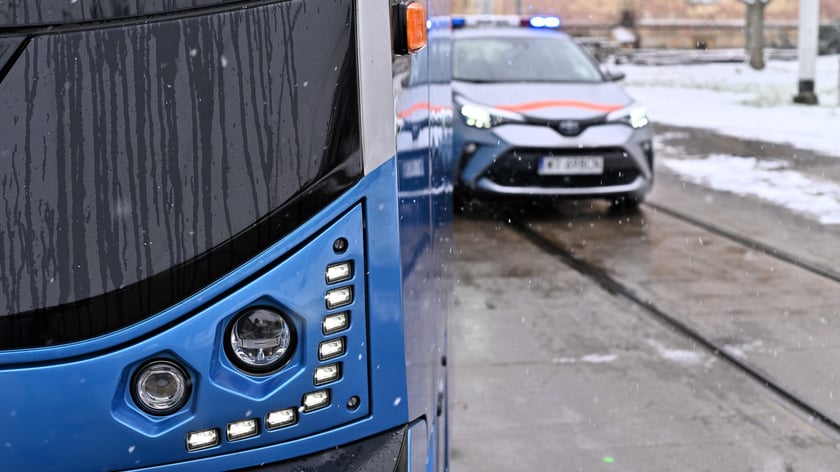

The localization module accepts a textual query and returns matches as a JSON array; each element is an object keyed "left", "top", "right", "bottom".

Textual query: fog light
[
  {"left": 227, "top": 307, "right": 296, "bottom": 374},
  {"left": 227, "top": 419, "right": 258, "bottom": 441},
  {"left": 303, "top": 390, "right": 330, "bottom": 412},
  {"left": 314, "top": 363, "right": 342, "bottom": 386},
  {"left": 322, "top": 312, "right": 349, "bottom": 335},
  {"left": 325, "top": 287, "right": 353, "bottom": 309},
  {"left": 186, "top": 429, "right": 219, "bottom": 451},
  {"left": 132, "top": 360, "right": 191, "bottom": 415},
  {"left": 326, "top": 262, "right": 353, "bottom": 284},
  {"left": 318, "top": 338, "right": 345, "bottom": 361},
  {"left": 265, "top": 408, "right": 297, "bottom": 430},
  {"left": 462, "top": 142, "right": 479, "bottom": 157}
]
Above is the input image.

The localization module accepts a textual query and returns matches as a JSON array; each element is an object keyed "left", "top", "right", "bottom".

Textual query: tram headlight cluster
[{"left": 132, "top": 245, "right": 362, "bottom": 452}]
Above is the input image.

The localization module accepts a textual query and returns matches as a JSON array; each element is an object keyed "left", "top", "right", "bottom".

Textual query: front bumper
[
  {"left": 455, "top": 121, "right": 654, "bottom": 199},
  {"left": 236, "top": 425, "right": 408, "bottom": 472}
]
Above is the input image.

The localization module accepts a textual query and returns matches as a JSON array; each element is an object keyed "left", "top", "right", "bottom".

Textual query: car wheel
[
  {"left": 609, "top": 192, "right": 644, "bottom": 211},
  {"left": 453, "top": 192, "right": 473, "bottom": 214}
]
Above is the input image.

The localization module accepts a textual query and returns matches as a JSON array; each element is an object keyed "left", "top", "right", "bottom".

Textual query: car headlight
[
  {"left": 607, "top": 104, "right": 649, "bottom": 129},
  {"left": 457, "top": 99, "right": 522, "bottom": 129}
]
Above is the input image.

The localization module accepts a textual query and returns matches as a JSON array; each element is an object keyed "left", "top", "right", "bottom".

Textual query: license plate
[{"left": 538, "top": 156, "right": 604, "bottom": 175}]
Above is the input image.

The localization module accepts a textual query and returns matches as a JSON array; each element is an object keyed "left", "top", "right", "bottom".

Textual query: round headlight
[
  {"left": 132, "top": 360, "right": 191, "bottom": 415},
  {"left": 226, "top": 307, "right": 296, "bottom": 374}
]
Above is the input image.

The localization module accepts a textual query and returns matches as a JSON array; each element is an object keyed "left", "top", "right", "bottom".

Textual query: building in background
[{"left": 453, "top": 0, "right": 840, "bottom": 49}]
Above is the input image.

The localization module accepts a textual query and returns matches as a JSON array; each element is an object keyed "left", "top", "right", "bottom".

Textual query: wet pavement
[{"left": 449, "top": 126, "right": 840, "bottom": 470}]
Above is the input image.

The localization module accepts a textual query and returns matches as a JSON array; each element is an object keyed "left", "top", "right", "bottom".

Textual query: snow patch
[
  {"left": 723, "top": 339, "right": 764, "bottom": 359},
  {"left": 645, "top": 339, "right": 704, "bottom": 365},
  {"left": 551, "top": 353, "right": 618, "bottom": 364},
  {"left": 618, "top": 56, "right": 840, "bottom": 158},
  {"left": 664, "top": 154, "right": 840, "bottom": 224},
  {"left": 580, "top": 353, "right": 619, "bottom": 364}
]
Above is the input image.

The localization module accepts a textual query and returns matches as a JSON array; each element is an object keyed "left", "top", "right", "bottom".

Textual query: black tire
[
  {"left": 453, "top": 191, "right": 472, "bottom": 214},
  {"left": 609, "top": 192, "right": 644, "bottom": 211}
]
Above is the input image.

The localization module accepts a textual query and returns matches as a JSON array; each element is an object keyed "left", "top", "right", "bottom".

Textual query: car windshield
[{"left": 452, "top": 36, "right": 604, "bottom": 83}]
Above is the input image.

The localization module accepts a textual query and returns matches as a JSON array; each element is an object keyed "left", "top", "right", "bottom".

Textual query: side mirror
[{"left": 605, "top": 70, "right": 626, "bottom": 81}]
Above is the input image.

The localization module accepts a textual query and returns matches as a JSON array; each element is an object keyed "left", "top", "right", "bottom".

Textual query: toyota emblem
[{"left": 557, "top": 120, "right": 581, "bottom": 136}]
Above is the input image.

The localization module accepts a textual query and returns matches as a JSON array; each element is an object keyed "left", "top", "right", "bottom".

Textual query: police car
[{"left": 452, "top": 15, "right": 653, "bottom": 208}]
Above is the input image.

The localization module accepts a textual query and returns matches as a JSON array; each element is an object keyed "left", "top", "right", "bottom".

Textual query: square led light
[
  {"left": 326, "top": 262, "right": 353, "bottom": 284},
  {"left": 325, "top": 286, "right": 353, "bottom": 309},
  {"left": 322, "top": 312, "right": 350, "bottom": 335},
  {"left": 186, "top": 429, "right": 219, "bottom": 451},
  {"left": 318, "top": 338, "right": 345, "bottom": 361},
  {"left": 302, "top": 390, "right": 330, "bottom": 412},
  {"left": 227, "top": 419, "right": 258, "bottom": 441},
  {"left": 265, "top": 408, "right": 297, "bottom": 430},
  {"left": 314, "top": 363, "right": 342, "bottom": 386}
]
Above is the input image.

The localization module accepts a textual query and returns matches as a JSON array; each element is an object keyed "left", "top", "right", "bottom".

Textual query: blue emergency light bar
[
  {"left": 529, "top": 16, "right": 561, "bottom": 29},
  {"left": 451, "top": 15, "right": 561, "bottom": 30}
]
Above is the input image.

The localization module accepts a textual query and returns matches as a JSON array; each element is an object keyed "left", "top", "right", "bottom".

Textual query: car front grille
[{"left": 483, "top": 148, "right": 640, "bottom": 188}]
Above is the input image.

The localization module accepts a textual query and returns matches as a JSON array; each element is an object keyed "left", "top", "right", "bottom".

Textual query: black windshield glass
[
  {"left": 0, "top": 0, "right": 360, "bottom": 349},
  {"left": 0, "top": 0, "right": 244, "bottom": 28}
]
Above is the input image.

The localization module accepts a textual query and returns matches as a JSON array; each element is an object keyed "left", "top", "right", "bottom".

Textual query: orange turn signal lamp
[
  {"left": 405, "top": 2, "right": 428, "bottom": 53},
  {"left": 393, "top": 1, "right": 428, "bottom": 55}
]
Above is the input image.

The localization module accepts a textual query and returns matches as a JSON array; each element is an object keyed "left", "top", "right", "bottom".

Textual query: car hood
[{"left": 452, "top": 81, "right": 633, "bottom": 120}]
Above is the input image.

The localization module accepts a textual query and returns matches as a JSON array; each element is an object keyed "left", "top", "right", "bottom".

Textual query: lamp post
[{"left": 794, "top": 0, "right": 820, "bottom": 104}]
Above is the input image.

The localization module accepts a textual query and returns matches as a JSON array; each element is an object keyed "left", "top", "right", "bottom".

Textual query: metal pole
[{"left": 794, "top": 0, "right": 820, "bottom": 104}]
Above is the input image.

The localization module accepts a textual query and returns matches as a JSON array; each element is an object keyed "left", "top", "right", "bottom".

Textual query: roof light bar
[
  {"left": 529, "top": 16, "right": 561, "bottom": 29},
  {"left": 452, "top": 15, "right": 562, "bottom": 30},
  {"left": 460, "top": 15, "right": 520, "bottom": 28}
]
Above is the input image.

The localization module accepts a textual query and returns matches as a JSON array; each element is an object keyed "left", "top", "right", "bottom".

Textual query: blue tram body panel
[
  {"left": 0, "top": 0, "right": 453, "bottom": 469},
  {"left": 0, "top": 162, "right": 417, "bottom": 471}
]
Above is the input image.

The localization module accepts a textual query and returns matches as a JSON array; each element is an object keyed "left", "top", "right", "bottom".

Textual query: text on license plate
[{"left": 538, "top": 156, "right": 604, "bottom": 175}]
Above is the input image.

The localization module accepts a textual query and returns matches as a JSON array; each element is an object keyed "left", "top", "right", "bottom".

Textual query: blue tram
[{"left": 0, "top": 1, "right": 453, "bottom": 470}]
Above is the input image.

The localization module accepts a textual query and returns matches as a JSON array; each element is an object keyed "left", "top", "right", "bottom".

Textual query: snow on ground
[
  {"left": 662, "top": 154, "right": 840, "bottom": 224},
  {"left": 616, "top": 55, "right": 840, "bottom": 158},
  {"left": 614, "top": 55, "right": 840, "bottom": 224}
]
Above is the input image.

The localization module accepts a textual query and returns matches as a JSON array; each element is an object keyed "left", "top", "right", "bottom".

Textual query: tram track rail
[
  {"left": 507, "top": 213, "right": 840, "bottom": 440},
  {"left": 646, "top": 201, "right": 840, "bottom": 284}
]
